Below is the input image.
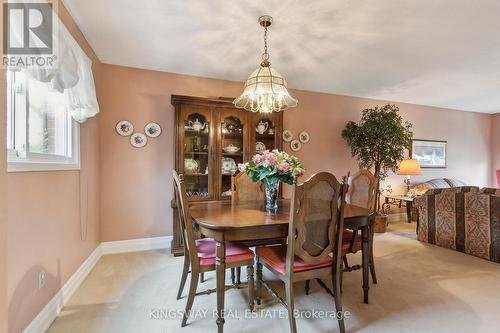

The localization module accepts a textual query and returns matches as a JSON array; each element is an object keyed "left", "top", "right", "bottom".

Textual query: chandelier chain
[{"left": 262, "top": 26, "right": 269, "bottom": 61}]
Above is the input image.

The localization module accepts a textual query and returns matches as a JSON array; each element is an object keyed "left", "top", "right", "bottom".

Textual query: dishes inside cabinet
[
  {"left": 221, "top": 157, "right": 237, "bottom": 175},
  {"left": 223, "top": 144, "right": 240, "bottom": 154},
  {"left": 256, "top": 141, "right": 266, "bottom": 153},
  {"left": 184, "top": 158, "right": 200, "bottom": 174}
]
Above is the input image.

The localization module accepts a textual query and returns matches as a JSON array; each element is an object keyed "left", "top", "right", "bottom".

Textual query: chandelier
[{"left": 233, "top": 15, "right": 298, "bottom": 113}]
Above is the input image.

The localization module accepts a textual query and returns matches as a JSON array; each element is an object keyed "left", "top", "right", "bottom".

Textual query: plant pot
[{"left": 373, "top": 214, "right": 388, "bottom": 233}]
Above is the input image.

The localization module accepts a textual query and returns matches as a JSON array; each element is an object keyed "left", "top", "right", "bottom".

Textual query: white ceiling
[{"left": 63, "top": 0, "right": 500, "bottom": 114}]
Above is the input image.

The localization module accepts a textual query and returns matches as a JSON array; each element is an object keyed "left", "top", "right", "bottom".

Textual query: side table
[{"left": 382, "top": 195, "right": 415, "bottom": 223}]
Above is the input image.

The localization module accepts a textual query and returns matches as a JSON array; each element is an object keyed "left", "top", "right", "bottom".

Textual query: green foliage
[{"left": 342, "top": 104, "right": 413, "bottom": 210}]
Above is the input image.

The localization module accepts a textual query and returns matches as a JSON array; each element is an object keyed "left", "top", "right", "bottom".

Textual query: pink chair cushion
[
  {"left": 342, "top": 229, "right": 362, "bottom": 253},
  {"left": 255, "top": 245, "right": 333, "bottom": 274},
  {"left": 195, "top": 238, "right": 254, "bottom": 266},
  {"left": 496, "top": 169, "right": 500, "bottom": 188}
]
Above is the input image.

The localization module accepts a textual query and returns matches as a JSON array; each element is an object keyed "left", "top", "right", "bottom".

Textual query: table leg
[
  {"left": 362, "top": 225, "right": 369, "bottom": 304},
  {"left": 216, "top": 240, "right": 226, "bottom": 333},
  {"left": 406, "top": 202, "right": 412, "bottom": 223}
]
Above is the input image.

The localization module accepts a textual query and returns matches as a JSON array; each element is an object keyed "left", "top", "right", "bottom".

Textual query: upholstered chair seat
[
  {"left": 196, "top": 238, "right": 255, "bottom": 266},
  {"left": 255, "top": 245, "right": 333, "bottom": 274}
]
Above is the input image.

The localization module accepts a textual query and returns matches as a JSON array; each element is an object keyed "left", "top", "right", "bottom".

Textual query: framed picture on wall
[{"left": 411, "top": 139, "right": 447, "bottom": 168}]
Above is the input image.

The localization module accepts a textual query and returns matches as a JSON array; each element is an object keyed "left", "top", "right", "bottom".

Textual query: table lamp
[{"left": 397, "top": 159, "right": 421, "bottom": 193}]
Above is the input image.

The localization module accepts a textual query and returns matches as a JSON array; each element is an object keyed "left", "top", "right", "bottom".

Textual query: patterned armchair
[{"left": 415, "top": 187, "right": 500, "bottom": 263}]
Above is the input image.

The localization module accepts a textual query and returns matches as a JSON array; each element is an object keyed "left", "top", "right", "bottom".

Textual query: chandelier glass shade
[{"left": 233, "top": 15, "right": 298, "bottom": 113}]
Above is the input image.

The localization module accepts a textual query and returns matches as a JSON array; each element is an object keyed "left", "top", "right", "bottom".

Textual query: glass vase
[{"left": 264, "top": 181, "right": 279, "bottom": 212}]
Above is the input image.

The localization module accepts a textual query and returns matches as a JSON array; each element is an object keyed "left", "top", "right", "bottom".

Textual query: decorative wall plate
[
  {"left": 256, "top": 141, "right": 266, "bottom": 153},
  {"left": 298, "top": 131, "right": 310, "bottom": 143},
  {"left": 130, "top": 133, "right": 147, "bottom": 148},
  {"left": 116, "top": 120, "right": 133, "bottom": 136},
  {"left": 282, "top": 129, "right": 293, "bottom": 142},
  {"left": 290, "top": 139, "right": 302, "bottom": 152},
  {"left": 145, "top": 122, "right": 162, "bottom": 138}
]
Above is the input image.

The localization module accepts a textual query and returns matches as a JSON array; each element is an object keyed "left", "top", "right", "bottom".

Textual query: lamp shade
[{"left": 397, "top": 159, "right": 422, "bottom": 176}]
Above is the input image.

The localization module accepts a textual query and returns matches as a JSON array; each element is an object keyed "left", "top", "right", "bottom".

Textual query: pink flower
[
  {"left": 277, "top": 162, "right": 291, "bottom": 174},
  {"left": 262, "top": 150, "right": 277, "bottom": 166},
  {"left": 252, "top": 154, "right": 263, "bottom": 164}
]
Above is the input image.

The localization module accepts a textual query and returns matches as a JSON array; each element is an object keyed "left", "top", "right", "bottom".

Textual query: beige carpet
[{"left": 47, "top": 222, "right": 500, "bottom": 333}]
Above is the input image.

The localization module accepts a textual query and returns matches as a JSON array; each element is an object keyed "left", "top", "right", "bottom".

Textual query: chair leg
[
  {"left": 332, "top": 268, "right": 346, "bottom": 333},
  {"left": 237, "top": 267, "right": 242, "bottom": 284},
  {"left": 256, "top": 258, "right": 262, "bottom": 305},
  {"left": 181, "top": 268, "right": 200, "bottom": 327},
  {"left": 200, "top": 272, "right": 205, "bottom": 283},
  {"left": 176, "top": 255, "right": 190, "bottom": 300},
  {"left": 369, "top": 217, "right": 377, "bottom": 284},
  {"left": 247, "top": 265, "right": 255, "bottom": 311},
  {"left": 305, "top": 280, "right": 310, "bottom": 295},
  {"left": 231, "top": 268, "right": 236, "bottom": 284},
  {"left": 342, "top": 255, "right": 350, "bottom": 270},
  {"left": 370, "top": 256, "right": 377, "bottom": 284},
  {"left": 370, "top": 239, "right": 377, "bottom": 285},
  {"left": 285, "top": 281, "right": 297, "bottom": 333}
]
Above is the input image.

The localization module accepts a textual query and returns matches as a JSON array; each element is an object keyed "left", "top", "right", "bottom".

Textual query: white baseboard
[
  {"left": 23, "top": 236, "right": 172, "bottom": 333},
  {"left": 23, "top": 246, "right": 103, "bottom": 333},
  {"left": 101, "top": 236, "right": 173, "bottom": 255},
  {"left": 387, "top": 212, "right": 409, "bottom": 223}
]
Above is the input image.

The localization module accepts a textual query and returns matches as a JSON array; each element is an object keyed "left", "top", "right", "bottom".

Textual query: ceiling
[{"left": 63, "top": 0, "right": 500, "bottom": 114}]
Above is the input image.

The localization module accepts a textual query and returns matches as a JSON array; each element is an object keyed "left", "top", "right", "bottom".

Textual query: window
[{"left": 6, "top": 71, "right": 80, "bottom": 172}]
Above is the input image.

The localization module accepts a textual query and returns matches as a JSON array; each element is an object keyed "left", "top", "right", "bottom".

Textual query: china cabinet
[{"left": 171, "top": 95, "right": 283, "bottom": 255}]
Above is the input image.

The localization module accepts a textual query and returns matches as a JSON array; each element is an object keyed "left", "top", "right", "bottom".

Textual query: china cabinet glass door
[
  {"left": 181, "top": 109, "right": 214, "bottom": 201},
  {"left": 219, "top": 111, "right": 247, "bottom": 200},
  {"left": 252, "top": 115, "right": 279, "bottom": 154}
]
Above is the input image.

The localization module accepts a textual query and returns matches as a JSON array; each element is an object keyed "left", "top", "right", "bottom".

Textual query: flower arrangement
[{"left": 239, "top": 149, "right": 305, "bottom": 186}]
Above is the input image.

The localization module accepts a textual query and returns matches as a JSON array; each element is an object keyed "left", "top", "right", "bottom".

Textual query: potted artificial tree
[{"left": 342, "top": 104, "right": 413, "bottom": 232}]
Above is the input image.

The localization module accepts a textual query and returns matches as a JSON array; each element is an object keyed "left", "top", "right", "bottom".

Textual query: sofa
[
  {"left": 414, "top": 187, "right": 500, "bottom": 263},
  {"left": 407, "top": 178, "right": 467, "bottom": 197}
]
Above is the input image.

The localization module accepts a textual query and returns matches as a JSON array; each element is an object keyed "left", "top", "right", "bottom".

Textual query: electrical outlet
[{"left": 38, "top": 271, "right": 46, "bottom": 289}]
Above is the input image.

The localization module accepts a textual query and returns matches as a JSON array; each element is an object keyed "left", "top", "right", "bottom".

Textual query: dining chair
[
  {"left": 255, "top": 172, "right": 348, "bottom": 333},
  {"left": 343, "top": 169, "right": 378, "bottom": 284},
  {"left": 231, "top": 171, "right": 264, "bottom": 204},
  {"left": 173, "top": 170, "right": 255, "bottom": 327},
  {"left": 231, "top": 171, "right": 285, "bottom": 284}
]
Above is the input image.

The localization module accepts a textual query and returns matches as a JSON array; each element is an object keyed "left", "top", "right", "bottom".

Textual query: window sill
[{"left": 8, "top": 161, "right": 81, "bottom": 173}]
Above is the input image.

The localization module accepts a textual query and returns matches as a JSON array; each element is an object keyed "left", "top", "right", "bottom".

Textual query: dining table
[{"left": 190, "top": 199, "right": 374, "bottom": 333}]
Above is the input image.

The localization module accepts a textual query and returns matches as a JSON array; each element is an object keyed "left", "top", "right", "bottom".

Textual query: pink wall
[
  {"left": 493, "top": 113, "right": 500, "bottom": 186},
  {"left": 6, "top": 2, "right": 102, "bottom": 332},
  {"left": 99, "top": 64, "right": 494, "bottom": 241}
]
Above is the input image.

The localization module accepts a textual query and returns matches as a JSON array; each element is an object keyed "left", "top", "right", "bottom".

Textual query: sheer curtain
[{"left": 7, "top": 1, "right": 100, "bottom": 123}]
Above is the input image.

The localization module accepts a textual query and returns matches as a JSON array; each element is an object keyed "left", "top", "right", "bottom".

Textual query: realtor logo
[
  {"left": 2, "top": 0, "right": 57, "bottom": 68},
  {"left": 3, "top": 1, "right": 53, "bottom": 54}
]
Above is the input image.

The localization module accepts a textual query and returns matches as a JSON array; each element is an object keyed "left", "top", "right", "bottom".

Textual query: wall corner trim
[{"left": 22, "top": 236, "right": 173, "bottom": 333}]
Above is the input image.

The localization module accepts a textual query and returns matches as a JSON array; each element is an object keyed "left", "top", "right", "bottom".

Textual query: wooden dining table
[{"left": 190, "top": 199, "right": 373, "bottom": 333}]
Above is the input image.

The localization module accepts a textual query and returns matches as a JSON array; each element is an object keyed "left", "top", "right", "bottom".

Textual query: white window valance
[{"left": 7, "top": 3, "right": 99, "bottom": 123}]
